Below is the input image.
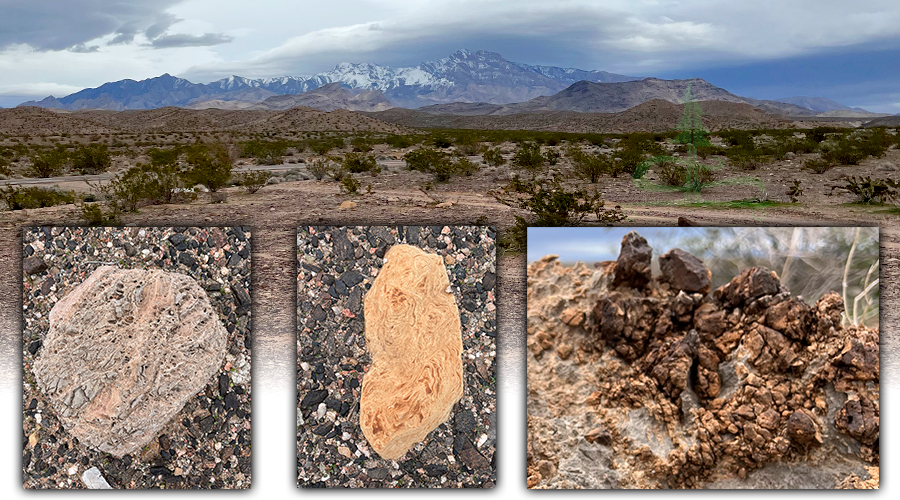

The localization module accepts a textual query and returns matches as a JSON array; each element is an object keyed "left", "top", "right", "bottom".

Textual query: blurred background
[{"left": 528, "top": 227, "right": 880, "bottom": 328}]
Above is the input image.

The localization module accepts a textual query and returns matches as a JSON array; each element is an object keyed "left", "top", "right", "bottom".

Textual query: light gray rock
[
  {"left": 82, "top": 467, "right": 112, "bottom": 489},
  {"left": 33, "top": 266, "right": 227, "bottom": 457}
]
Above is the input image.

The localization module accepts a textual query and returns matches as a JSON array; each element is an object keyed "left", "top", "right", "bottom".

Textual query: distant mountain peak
[{"left": 17, "top": 50, "right": 641, "bottom": 110}]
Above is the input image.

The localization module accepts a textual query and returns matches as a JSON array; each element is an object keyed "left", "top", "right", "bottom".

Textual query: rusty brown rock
[
  {"left": 33, "top": 266, "right": 227, "bottom": 457},
  {"left": 785, "top": 409, "right": 823, "bottom": 447},
  {"left": 649, "top": 329, "right": 699, "bottom": 399},
  {"left": 360, "top": 245, "right": 463, "bottom": 460},
  {"left": 611, "top": 231, "right": 652, "bottom": 289},
  {"left": 659, "top": 248, "right": 712, "bottom": 294},
  {"left": 764, "top": 297, "right": 811, "bottom": 341},
  {"left": 713, "top": 267, "right": 782, "bottom": 307},
  {"left": 835, "top": 397, "right": 879, "bottom": 446}
]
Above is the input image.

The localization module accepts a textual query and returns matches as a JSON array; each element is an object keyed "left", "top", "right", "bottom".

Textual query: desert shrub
[
  {"left": 330, "top": 165, "right": 347, "bottom": 182},
  {"left": 613, "top": 148, "right": 644, "bottom": 177},
  {"left": 81, "top": 203, "right": 109, "bottom": 225},
  {"left": 787, "top": 180, "right": 803, "bottom": 203},
  {"left": 0, "top": 185, "right": 76, "bottom": 210},
  {"left": 821, "top": 138, "right": 867, "bottom": 166},
  {"left": 803, "top": 157, "right": 833, "bottom": 174},
  {"left": 837, "top": 176, "right": 899, "bottom": 205},
  {"left": 619, "top": 134, "right": 667, "bottom": 157},
  {"left": 695, "top": 145, "right": 724, "bottom": 159},
  {"left": 405, "top": 147, "right": 447, "bottom": 173},
  {"left": 512, "top": 142, "right": 545, "bottom": 172},
  {"left": 141, "top": 147, "right": 185, "bottom": 203},
  {"left": 28, "top": 147, "right": 68, "bottom": 177},
  {"left": 494, "top": 176, "right": 623, "bottom": 227},
  {"left": 431, "top": 132, "right": 452, "bottom": 149},
  {"left": 403, "top": 147, "right": 478, "bottom": 182},
  {"left": 730, "top": 152, "right": 767, "bottom": 171},
  {"left": 340, "top": 175, "right": 360, "bottom": 195},
  {"left": 350, "top": 137, "right": 373, "bottom": 153},
  {"left": 657, "top": 160, "right": 687, "bottom": 186},
  {"left": 454, "top": 157, "right": 480, "bottom": 177},
  {"left": 567, "top": 146, "right": 612, "bottom": 183},
  {"left": 807, "top": 126, "right": 843, "bottom": 143},
  {"left": 307, "top": 158, "right": 331, "bottom": 180},
  {"left": 483, "top": 147, "right": 505, "bottom": 167},
  {"left": 775, "top": 136, "right": 818, "bottom": 157},
  {"left": 240, "top": 170, "right": 272, "bottom": 194},
  {"left": 342, "top": 152, "right": 378, "bottom": 174},
  {"left": 384, "top": 134, "right": 416, "bottom": 149},
  {"left": 543, "top": 149, "right": 560, "bottom": 166},
  {"left": 183, "top": 142, "right": 234, "bottom": 192},
  {"left": 93, "top": 166, "right": 152, "bottom": 213},
  {"left": 718, "top": 129, "right": 756, "bottom": 148},
  {"left": 308, "top": 137, "right": 344, "bottom": 155},
  {"left": 241, "top": 140, "right": 286, "bottom": 165},
  {"left": 72, "top": 144, "right": 111, "bottom": 174}
]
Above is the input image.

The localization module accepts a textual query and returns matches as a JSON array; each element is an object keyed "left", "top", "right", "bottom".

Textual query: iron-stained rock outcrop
[{"left": 527, "top": 234, "right": 879, "bottom": 489}]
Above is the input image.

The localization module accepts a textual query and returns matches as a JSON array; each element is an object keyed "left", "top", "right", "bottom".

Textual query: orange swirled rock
[{"left": 360, "top": 245, "right": 464, "bottom": 460}]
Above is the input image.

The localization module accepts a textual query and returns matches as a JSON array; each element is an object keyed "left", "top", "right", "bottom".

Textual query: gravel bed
[
  {"left": 297, "top": 225, "right": 497, "bottom": 488},
  {"left": 22, "top": 226, "right": 252, "bottom": 489}
]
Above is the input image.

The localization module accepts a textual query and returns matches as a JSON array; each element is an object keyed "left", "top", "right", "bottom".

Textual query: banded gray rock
[{"left": 33, "top": 266, "right": 227, "bottom": 457}]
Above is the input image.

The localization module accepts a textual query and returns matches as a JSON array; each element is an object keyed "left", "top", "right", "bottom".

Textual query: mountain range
[
  {"left": 17, "top": 49, "right": 885, "bottom": 119},
  {"left": 20, "top": 50, "right": 638, "bottom": 111}
]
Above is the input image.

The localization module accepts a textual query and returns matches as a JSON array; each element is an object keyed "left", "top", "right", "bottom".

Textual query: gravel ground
[
  {"left": 22, "top": 226, "right": 252, "bottom": 489},
  {"left": 297, "top": 225, "right": 497, "bottom": 488}
]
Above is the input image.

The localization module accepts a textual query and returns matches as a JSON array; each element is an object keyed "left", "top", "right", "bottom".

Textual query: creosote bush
[
  {"left": 182, "top": 142, "right": 235, "bottom": 193},
  {"left": 1, "top": 185, "right": 76, "bottom": 210},
  {"left": 482, "top": 147, "right": 505, "bottom": 167},
  {"left": 72, "top": 144, "right": 111, "bottom": 174},
  {"left": 239, "top": 170, "right": 272, "bottom": 194},
  {"left": 342, "top": 152, "right": 379, "bottom": 174}
]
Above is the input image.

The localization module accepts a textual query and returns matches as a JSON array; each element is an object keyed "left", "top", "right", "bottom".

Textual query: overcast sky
[{"left": 0, "top": 0, "right": 898, "bottom": 111}]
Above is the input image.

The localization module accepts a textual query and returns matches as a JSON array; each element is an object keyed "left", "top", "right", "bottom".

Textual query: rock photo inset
[
  {"left": 526, "top": 227, "right": 879, "bottom": 489},
  {"left": 360, "top": 244, "right": 464, "bottom": 460},
  {"left": 297, "top": 226, "right": 496, "bottom": 488},
  {"left": 23, "top": 227, "right": 252, "bottom": 489}
]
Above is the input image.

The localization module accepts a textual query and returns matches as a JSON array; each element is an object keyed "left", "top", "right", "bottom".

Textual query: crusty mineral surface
[
  {"left": 526, "top": 235, "right": 879, "bottom": 489},
  {"left": 360, "top": 245, "right": 464, "bottom": 460},
  {"left": 33, "top": 266, "right": 227, "bottom": 457}
]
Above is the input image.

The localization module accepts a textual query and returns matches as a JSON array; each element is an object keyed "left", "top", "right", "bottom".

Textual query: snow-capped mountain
[{"left": 19, "top": 50, "right": 641, "bottom": 110}]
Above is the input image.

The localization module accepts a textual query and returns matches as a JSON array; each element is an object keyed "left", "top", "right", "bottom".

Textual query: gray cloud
[
  {"left": 150, "top": 33, "right": 234, "bottom": 48},
  {"left": 68, "top": 43, "right": 101, "bottom": 53},
  {"left": 0, "top": 0, "right": 183, "bottom": 51}
]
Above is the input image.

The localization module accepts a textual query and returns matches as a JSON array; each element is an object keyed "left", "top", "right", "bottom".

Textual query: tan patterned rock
[
  {"left": 33, "top": 266, "right": 227, "bottom": 457},
  {"left": 360, "top": 245, "right": 463, "bottom": 460}
]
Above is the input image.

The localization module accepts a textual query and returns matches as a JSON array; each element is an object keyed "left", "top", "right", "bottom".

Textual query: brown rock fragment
[
  {"left": 649, "top": 329, "right": 699, "bottom": 399},
  {"left": 33, "top": 266, "right": 227, "bottom": 457},
  {"left": 714, "top": 267, "right": 782, "bottom": 307},
  {"left": 611, "top": 231, "right": 652, "bottom": 289},
  {"left": 835, "top": 397, "right": 879, "bottom": 445},
  {"left": 360, "top": 245, "right": 464, "bottom": 460},
  {"left": 764, "top": 297, "right": 811, "bottom": 341},
  {"left": 785, "top": 409, "right": 823, "bottom": 447},
  {"left": 559, "top": 307, "right": 584, "bottom": 327},
  {"left": 659, "top": 248, "right": 712, "bottom": 294}
]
